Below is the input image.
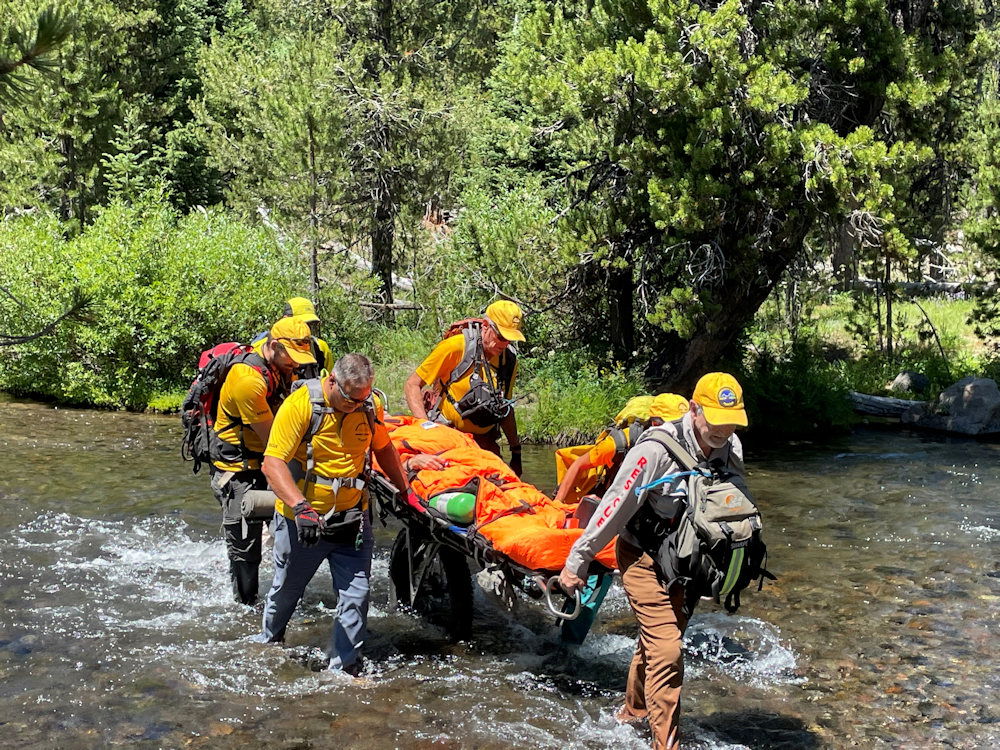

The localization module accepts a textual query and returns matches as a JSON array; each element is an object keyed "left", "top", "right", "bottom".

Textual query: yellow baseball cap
[
  {"left": 692, "top": 372, "right": 748, "bottom": 427},
  {"left": 613, "top": 396, "right": 654, "bottom": 425},
  {"left": 283, "top": 296, "right": 320, "bottom": 324},
  {"left": 485, "top": 300, "right": 526, "bottom": 342},
  {"left": 650, "top": 392, "right": 690, "bottom": 421},
  {"left": 269, "top": 317, "right": 316, "bottom": 365}
]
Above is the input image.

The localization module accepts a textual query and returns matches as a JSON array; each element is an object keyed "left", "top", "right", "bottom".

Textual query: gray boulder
[
  {"left": 888, "top": 370, "right": 931, "bottom": 395},
  {"left": 901, "top": 377, "right": 1000, "bottom": 435}
]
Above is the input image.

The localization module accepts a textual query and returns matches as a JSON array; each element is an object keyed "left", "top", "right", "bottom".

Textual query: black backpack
[{"left": 429, "top": 319, "right": 516, "bottom": 429}]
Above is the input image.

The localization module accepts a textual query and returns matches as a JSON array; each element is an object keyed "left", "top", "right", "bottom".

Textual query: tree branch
[{"left": 0, "top": 290, "right": 91, "bottom": 346}]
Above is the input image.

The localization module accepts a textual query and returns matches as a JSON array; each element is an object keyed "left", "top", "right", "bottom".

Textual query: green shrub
[
  {"left": 517, "top": 352, "right": 644, "bottom": 444},
  {"left": 737, "top": 340, "right": 854, "bottom": 439},
  {"left": 0, "top": 199, "right": 309, "bottom": 408},
  {"left": 355, "top": 325, "right": 436, "bottom": 415}
]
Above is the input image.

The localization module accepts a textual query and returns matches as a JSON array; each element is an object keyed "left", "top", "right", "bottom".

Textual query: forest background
[{"left": 1, "top": 0, "right": 999, "bottom": 443}]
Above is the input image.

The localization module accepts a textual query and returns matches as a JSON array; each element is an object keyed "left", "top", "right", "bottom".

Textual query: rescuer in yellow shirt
[
  {"left": 257, "top": 353, "right": 413, "bottom": 674},
  {"left": 252, "top": 297, "right": 335, "bottom": 378},
  {"left": 209, "top": 317, "right": 316, "bottom": 605},
  {"left": 553, "top": 393, "right": 691, "bottom": 506},
  {"left": 403, "top": 300, "right": 526, "bottom": 474}
]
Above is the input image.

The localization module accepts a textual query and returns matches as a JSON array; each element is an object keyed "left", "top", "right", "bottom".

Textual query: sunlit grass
[{"left": 811, "top": 294, "right": 983, "bottom": 354}]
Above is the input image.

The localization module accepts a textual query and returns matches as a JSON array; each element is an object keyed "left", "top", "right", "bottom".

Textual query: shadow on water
[{"left": 690, "top": 711, "right": 824, "bottom": 750}]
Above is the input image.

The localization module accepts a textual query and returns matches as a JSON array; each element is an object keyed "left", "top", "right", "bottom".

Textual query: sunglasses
[
  {"left": 277, "top": 336, "right": 311, "bottom": 347},
  {"left": 489, "top": 323, "right": 509, "bottom": 344},
  {"left": 335, "top": 379, "right": 367, "bottom": 406}
]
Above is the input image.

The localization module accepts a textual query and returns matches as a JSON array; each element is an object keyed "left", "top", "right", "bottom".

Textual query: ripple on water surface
[
  {"left": 1, "top": 406, "right": 998, "bottom": 748},
  {"left": 2, "top": 512, "right": 800, "bottom": 748}
]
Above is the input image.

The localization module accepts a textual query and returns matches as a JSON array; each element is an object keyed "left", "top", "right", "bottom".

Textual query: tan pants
[{"left": 618, "top": 538, "right": 690, "bottom": 750}]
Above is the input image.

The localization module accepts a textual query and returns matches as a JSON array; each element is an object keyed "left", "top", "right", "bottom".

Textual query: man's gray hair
[{"left": 333, "top": 353, "right": 375, "bottom": 389}]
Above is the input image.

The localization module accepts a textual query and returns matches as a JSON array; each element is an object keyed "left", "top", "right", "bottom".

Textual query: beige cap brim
[{"left": 283, "top": 344, "right": 317, "bottom": 365}]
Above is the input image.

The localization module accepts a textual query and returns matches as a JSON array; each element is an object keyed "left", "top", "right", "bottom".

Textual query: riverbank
[
  {"left": 7, "top": 337, "right": 1000, "bottom": 446},
  {"left": 4, "top": 205, "right": 998, "bottom": 442}
]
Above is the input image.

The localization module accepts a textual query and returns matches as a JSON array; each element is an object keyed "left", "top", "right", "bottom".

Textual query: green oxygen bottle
[{"left": 426, "top": 491, "right": 476, "bottom": 525}]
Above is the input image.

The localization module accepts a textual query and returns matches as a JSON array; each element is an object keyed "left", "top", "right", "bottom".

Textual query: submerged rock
[{"left": 901, "top": 377, "right": 1000, "bottom": 436}]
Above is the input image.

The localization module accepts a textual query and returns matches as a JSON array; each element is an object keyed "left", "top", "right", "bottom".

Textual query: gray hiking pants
[
  {"left": 209, "top": 467, "right": 265, "bottom": 605},
  {"left": 259, "top": 512, "right": 374, "bottom": 673}
]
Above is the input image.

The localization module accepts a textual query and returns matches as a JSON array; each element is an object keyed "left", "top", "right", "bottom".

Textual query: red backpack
[{"left": 179, "top": 342, "right": 273, "bottom": 473}]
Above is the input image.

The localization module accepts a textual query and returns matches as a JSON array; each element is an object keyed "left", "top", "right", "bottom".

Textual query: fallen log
[
  {"left": 358, "top": 301, "right": 422, "bottom": 310},
  {"left": 849, "top": 391, "right": 926, "bottom": 418},
  {"left": 847, "top": 279, "right": 999, "bottom": 297}
]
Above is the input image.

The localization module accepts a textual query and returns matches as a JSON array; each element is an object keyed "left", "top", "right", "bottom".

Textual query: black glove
[
  {"left": 509, "top": 450, "right": 523, "bottom": 478},
  {"left": 293, "top": 501, "right": 323, "bottom": 547}
]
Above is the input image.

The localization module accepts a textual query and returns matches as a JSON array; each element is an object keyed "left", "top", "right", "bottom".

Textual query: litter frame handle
[{"left": 543, "top": 576, "right": 581, "bottom": 621}]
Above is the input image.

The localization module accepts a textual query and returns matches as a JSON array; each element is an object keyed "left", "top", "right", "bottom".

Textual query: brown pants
[{"left": 618, "top": 538, "right": 690, "bottom": 750}]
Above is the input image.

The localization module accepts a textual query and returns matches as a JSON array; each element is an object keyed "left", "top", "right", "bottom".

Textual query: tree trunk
[
  {"left": 306, "top": 110, "right": 319, "bottom": 296},
  {"left": 884, "top": 249, "right": 893, "bottom": 362},
  {"left": 608, "top": 264, "right": 634, "bottom": 362},
  {"left": 645, "top": 227, "right": 809, "bottom": 394},
  {"left": 368, "top": 0, "right": 395, "bottom": 322},
  {"left": 833, "top": 218, "right": 857, "bottom": 289},
  {"left": 371, "top": 176, "right": 395, "bottom": 321}
]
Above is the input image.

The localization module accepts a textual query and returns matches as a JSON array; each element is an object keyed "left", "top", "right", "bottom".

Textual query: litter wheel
[{"left": 388, "top": 527, "right": 473, "bottom": 640}]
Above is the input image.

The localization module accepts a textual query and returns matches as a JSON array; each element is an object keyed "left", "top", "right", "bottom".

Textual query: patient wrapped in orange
[{"left": 378, "top": 417, "right": 618, "bottom": 572}]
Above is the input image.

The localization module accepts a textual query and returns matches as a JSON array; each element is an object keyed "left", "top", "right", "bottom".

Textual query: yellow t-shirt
[
  {"left": 587, "top": 435, "right": 619, "bottom": 469},
  {"left": 265, "top": 383, "right": 390, "bottom": 518},
  {"left": 415, "top": 334, "right": 518, "bottom": 435},
  {"left": 212, "top": 340, "right": 274, "bottom": 471},
  {"left": 315, "top": 337, "right": 334, "bottom": 375}
]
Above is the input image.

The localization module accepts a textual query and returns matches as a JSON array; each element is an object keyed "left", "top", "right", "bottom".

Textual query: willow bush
[{"left": 0, "top": 200, "right": 308, "bottom": 408}]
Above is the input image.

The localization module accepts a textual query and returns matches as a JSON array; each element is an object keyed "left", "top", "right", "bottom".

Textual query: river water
[{"left": 1, "top": 396, "right": 997, "bottom": 749}]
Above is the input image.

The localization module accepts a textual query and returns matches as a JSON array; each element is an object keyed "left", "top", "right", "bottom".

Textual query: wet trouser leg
[
  {"left": 326, "top": 516, "right": 374, "bottom": 673},
  {"left": 224, "top": 521, "right": 263, "bottom": 604},
  {"left": 559, "top": 572, "right": 613, "bottom": 645},
  {"left": 260, "top": 514, "right": 328, "bottom": 642},
  {"left": 211, "top": 468, "right": 265, "bottom": 605},
  {"left": 618, "top": 538, "right": 689, "bottom": 750}
]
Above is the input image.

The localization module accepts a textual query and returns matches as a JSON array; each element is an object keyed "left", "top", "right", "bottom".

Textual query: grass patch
[
  {"left": 517, "top": 353, "right": 644, "bottom": 444},
  {"left": 147, "top": 390, "right": 185, "bottom": 413},
  {"left": 812, "top": 293, "right": 984, "bottom": 356}
]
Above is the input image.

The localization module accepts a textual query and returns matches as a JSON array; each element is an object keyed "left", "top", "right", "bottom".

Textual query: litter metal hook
[{"left": 543, "top": 576, "right": 581, "bottom": 621}]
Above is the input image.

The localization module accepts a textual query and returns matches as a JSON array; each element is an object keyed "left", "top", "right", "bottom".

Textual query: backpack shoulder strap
[
  {"left": 447, "top": 322, "right": 483, "bottom": 385},
  {"left": 234, "top": 350, "right": 277, "bottom": 398},
  {"left": 639, "top": 428, "right": 699, "bottom": 471},
  {"left": 609, "top": 427, "right": 628, "bottom": 455},
  {"left": 289, "top": 378, "right": 332, "bottom": 441},
  {"left": 288, "top": 378, "right": 336, "bottom": 494},
  {"left": 496, "top": 348, "right": 516, "bottom": 393},
  {"left": 361, "top": 394, "right": 378, "bottom": 437}
]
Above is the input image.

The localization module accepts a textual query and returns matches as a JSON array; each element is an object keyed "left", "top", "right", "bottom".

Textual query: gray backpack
[{"left": 640, "top": 432, "right": 774, "bottom": 613}]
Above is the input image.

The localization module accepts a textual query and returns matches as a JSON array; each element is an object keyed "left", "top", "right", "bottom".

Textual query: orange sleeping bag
[{"left": 379, "top": 417, "right": 618, "bottom": 572}]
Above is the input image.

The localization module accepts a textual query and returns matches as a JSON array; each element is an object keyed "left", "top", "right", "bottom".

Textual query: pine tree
[
  {"left": 194, "top": 0, "right": 513, "bottom": 309},
  {"left": 0, "top": 6, "right": 72, "bottom": 108},
  {"left": 471, "top": 0, "right": 983, "bottom": 389}
]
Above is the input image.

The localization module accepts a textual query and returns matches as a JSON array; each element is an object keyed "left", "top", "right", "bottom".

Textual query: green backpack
[{"left": 639, "top": 431, "right": 775, "bottom": 613}]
